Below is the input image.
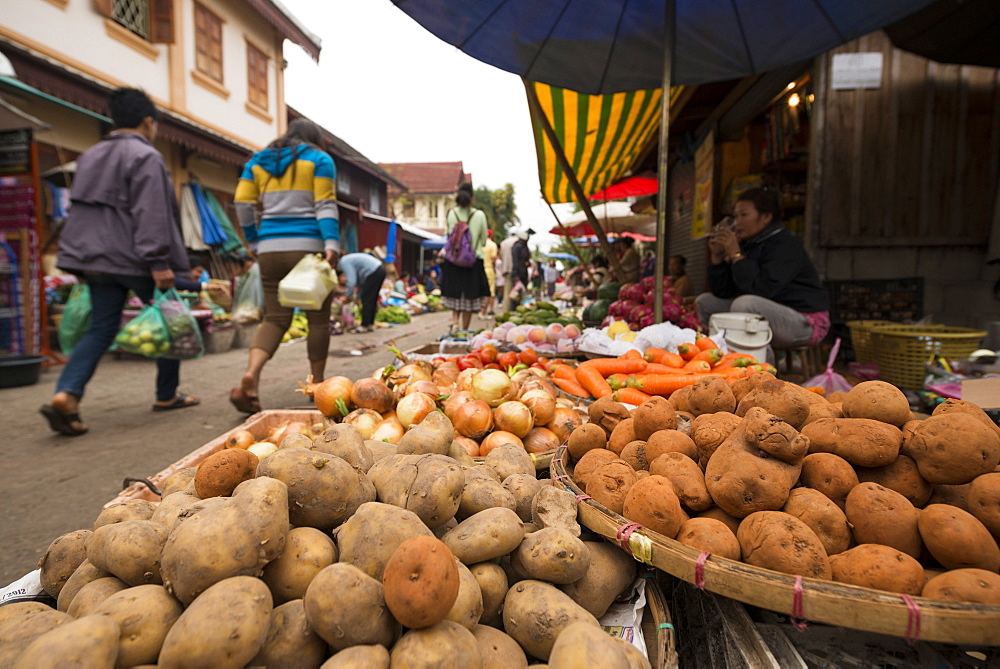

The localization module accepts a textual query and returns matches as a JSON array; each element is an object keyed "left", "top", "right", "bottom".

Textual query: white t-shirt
[{"left": 543, "top": 265, "right": 560, "bottom": 283}]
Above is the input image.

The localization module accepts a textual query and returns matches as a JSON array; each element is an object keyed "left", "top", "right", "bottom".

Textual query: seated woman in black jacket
[{"left": 696, "top": 187, "right": 829, "bottom": 349}]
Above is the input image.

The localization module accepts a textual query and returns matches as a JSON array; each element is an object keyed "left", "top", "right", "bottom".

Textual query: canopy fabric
[
  {"left": 884, "top": 0, "right": 1000, "bottom": 68},
  {"left": 588, "top": 173, "right": 658, "bottom": 201},
  {"left": 390, "top": 0, "right": 935, "bottom": 94},
  {"left": 385, "top": 220, "right": 398, "bottom": 264},
  {"left": 531, "top": 81, "right": 674, "bottom": 204},
  {"left": 545, "top": 252, "right": 578, "bottom": 261}
]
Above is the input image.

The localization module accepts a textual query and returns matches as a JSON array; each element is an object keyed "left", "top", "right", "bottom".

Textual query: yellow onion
[
  {"left": 371, "top": 418, "right": 405, "bottom": 444},
  {"left": 510, "top": 369, "right": 538, "bottom": 387},
  {"left": 396, "top": 392, "right": 437, "bottom": 429},
  {"left": 433, "top": 368, "right": 459, "bottom": 389},
  {"left": 480, "top": 430, "right": 524, "bottom": 456},
  {"left": 555, "top": 398, "right": 576, "bottom": 409},
  {"left": 524, "top": 426, "right": 560, "bottom": 453},
  {"left": 351, "top": 378, "right": 394, "bottom": 414},
  {"left": 520, "top": 389, "right": 556, "bottom": 426},
  {"left": 471, "top": 369, "right": 516, "bottom": 408},
  {"left": 456, "top": 368, "right": 478, "bottom": 392},
  {"left": 453, "top": 436, "right": 480, "bottom": 457},
  {"left": 397, "top": 362, "right": 432, "bottom": 385},
  {"left": 226, "top": 429, "right": 254, "bottom": 449},
  {"left": 406, "top": 380, "right": 441, "bottom": 397},
  {"left": 299, "top": 375, "right": 354, "bottom": 418},
  {"left": 546, "top": 407, "right": 583, "bottom": 442},
  {"left": 492, "top": 401, "right": 533, "bottom": 438},
  {"left": 248, "top": 442, "right": 277, "bottom": 458},
  {"left": 453, "top": 400, "right": 494, "bottom": 440},
  {"left": 342, "top": 408, "right": 381, "bottom": 439},
  {"left": 443, "top": 391, "right": 475, "bottom": 421}
]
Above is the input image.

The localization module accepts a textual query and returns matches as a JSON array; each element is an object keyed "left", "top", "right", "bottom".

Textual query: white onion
[
  {"left": 492, "top": 401, "right": 533, "bottom": 438},
  {"left": 371, "top": 418, "right": 404, "bottom": 444},
  {"left": 342, "top": 408, "right": 381, "bottom": 439},
  {"left": 396, "top": 392, "right": 437, "bottom": 429},
  {"left": 471, "top": 369, "right": 516, "bottom": 408}
]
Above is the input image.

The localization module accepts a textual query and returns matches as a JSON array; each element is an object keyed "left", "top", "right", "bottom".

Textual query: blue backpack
[{"left": 443, "top": 209, "right": 478, "bottom": 268}]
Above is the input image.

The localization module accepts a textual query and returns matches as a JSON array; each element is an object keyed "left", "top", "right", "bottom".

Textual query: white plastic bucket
[{"left": 708, "top": 312, "right": 772, "bottom": 362}]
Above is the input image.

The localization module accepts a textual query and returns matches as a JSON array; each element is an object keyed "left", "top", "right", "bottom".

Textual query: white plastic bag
[
  {"left": 804, "top": 338, "right": 853, "bottom": 394},
  {"left": 277, "top": 253, "right": 337, "bottom": 310}
]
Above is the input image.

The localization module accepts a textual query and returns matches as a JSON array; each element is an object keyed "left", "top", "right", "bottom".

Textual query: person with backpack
[{"left": 441, "top": 182, "right": 490, "bottom": 333}]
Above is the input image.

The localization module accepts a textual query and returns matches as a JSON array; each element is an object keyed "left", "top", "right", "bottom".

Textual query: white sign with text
[{"left": 831, "top": 53, "right": 883, "bottom": 89}]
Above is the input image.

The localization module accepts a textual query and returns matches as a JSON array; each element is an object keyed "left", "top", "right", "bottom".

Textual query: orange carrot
[
  {"left": 718, "top": 351, "right": 756, "bottom": 364},
  {"left": 677, "top": 343, "right": 700, "bottom": 360},
  {"left": 695, "top": 336, "right": 719, "bottom": 351},
  {"left": 644, "top": 363, "right": 691, "bottom": 375},
  {"left": 578, "top": 358, "right": 648, "bottom": 377},
  {"left": 552, "top": 376, "right": 592, "bottom": 398},
  {"left": 614, "top": 388, "right": 652, "bottom": 405},
  {"left": 644, "top": 347, "right": 669, "bottom": 363},
  {"left": 660, "top": 351, "right": 685, "bottom": 368},
  {"left": 804, "top": 386, "right": 827, "bottom": 395},
  {"left": 626, "top": 374, "right": 705, "bottom": 396},
  {"left": 607, "top": 373, "right": 630, "bottom": 390},
  {"left": 574, "top": 364, "right": 613, "bottom": 399},
  {"left": 550, "top": 364, "right": 578, "bottom": 380},
  {"left": 681, "top": 359, "right": 712, "bottom": 373},
  {"left": 621, "top": 349, "right": 643, "bottom": 360},
  {"left": 691, "top": 347, "right": 723, "bottom": 364}
]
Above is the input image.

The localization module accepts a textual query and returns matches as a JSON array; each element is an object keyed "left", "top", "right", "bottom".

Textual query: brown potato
[
  {"left": 783, "top": 488, "right": 851, "bottom": 556},
  {"left": 856, "top": 455, "right": 931, "bottom": 507},
  {"left": 687, "top": 376, "right": 736, "bottom": 416},
  {"left": 802, "top": 418, "right": 902, "bottom": 467},
  {"left": 799, "top": 453, "right": 859, "bottom": 510},
  {"left": 917, "top": 504, "right": 1000, "bottom": 571},
  {"left": 395, "top": 411, "right": 454, "bottom": 457},
  {"left": 587, "top": 460, "right": 637, "bottom": 515},
  {"left": 37, "top": 529, "right": 91, "bottom": 599},
  {"left": 315, "top": 422, "right": 377, "bottom": 469},
  {"left": 159, "top": 467, "right": 197, "bottom": 497},
  {"left": 303, "top": 563, "right": 397, "bottom": 651},
  {"left": 608, "top": 418, "right": 637, "bottom": 455},
  {"left": 93, "top": 584, "right": 183, "bottom": 667},
  {"left": 696, "top": 507, "right": 742, "bottom": 535},
  {"left": 922, "top": 568, "right": 1000, "bottom": 604},
  {"left": 567, "top": 423, "right": 608, "bottom": 461},
  {"left": 390, "top": 620, "right": 482, "bottom": 668},
  {"left": 932, "top": 398, "right": 1000, "bottom": 439},
  {"left": 649, "top": 452, "right": 712, "bottom": 512},
  {"left": 86, "top": 519, "right": 169, "bottom": 586},
  {"left": 829, "top": 544, "right": 924, "bottom": 594},
  {"left": 485, "top": 444, "right": 535, "bottom": 482},
  {"left": 383, "top": 536, "right": 460, "bottom": 629},
  {"left": 335, "top": 502, "right": 434, "bottom": 581},
  {"left": 705, "top": 408, "right": 808, "bottom": 518},
  {"left": 736, "top": 379, "right": 810, "bottom": 429},
  {"left": 56, "top": 559, "right": 108, "bottom": 613},
  {"left": 645, "top": 429, "right": 698, "bottom": 462},
  {"left": 730, "top": 371, "right": 777, "bottom": 404},
  {"left": 458, "top": 468, "right": 517, "bottom": 519},
  {"left": 251, "top": 599, "right": 328, "bottom": 669},
  {"left": 558, "top": 542, "right": 637, "bottom": 618},
  {"left": 841, "top": 380, "right": 911, "bottom": 427},
  {"left": 503, "top": 580, "right": 600, "bottom": 660},
  {"left": 469, "top": 562, "right": 508, "bottom": 627},
  {"left": 690, "top": 412, "right": 741, "bottom": 469},
  {"left": 93, "top": 499, "right": 156, "bottom": 529},
  {"left": 511, "top": 528, "right": 590, "bottom": 584},
  {"left": 262, "top": 526, "right": 338, "bottom": 604},
  {"left": 968, "top": 472, "right": 1000, "bottom": 538},
  {"left": 631, "top": 396, "right": 676, "bottom": 440},
  {"left": 65, "top": 576, "right": 129, "bottom": 618},
  {"left": 905, "top": 413, "right": 1000, "bottom": 484},
  {"left": 0, "top": 608, "right": 72, "bottom": 667},
  {"left": 573, "top": 449, "right": 619, "bottom": 491},
  {"left": 473, "top": 624, "right": 528, "bottom": 669},
  {"left": 588, "top": 396, "right": 630, "bottom": 437},
  {"left": 548, "top": 620, "right": 631, "bottom": 669},
  {"left": 801, "top": 392, "right": 844, "bottom": 427},
  {"left": 845, "top": 483, "right": 921, "bottom": 559},
  {"left": 675, "top": 518, "right": 741, "bottom": 560},
  {"left": 738, "top": 511, "right": 831, "bottom": 579},
  {"left": 12, "top": 615, "right": 119, "bottom": 669},
  {"left": 443, "top": 507, "right": 525, "bottom": 564},
  {"left": 621, "top": 475, "right": 686, "bottom": 539},
  {"left": 927, "top": 482, "right": 973, "bottom": 511},
  {"left": 321, "top": 644, "right": 390, "bottom": 668},
  {"left": 619, "top": 440, "right": 653, "bottom": 471},
  {"left": 504, "top": 473, "right": 546, "bottom": 523},
  {"left": 445, "top": 560, "right": 485, "bottom": 630},
  {"left": 531, "top": 485, "right": 581, "bottom": 537},
  {"left": 194, "top": 448, "right": 259, "bottom": 498},
  {"left": 0, "top": 601, "right": 58, "bottom": 627},
  {"left": 669, "top": 384, "right": 694, "bottom": 413}
]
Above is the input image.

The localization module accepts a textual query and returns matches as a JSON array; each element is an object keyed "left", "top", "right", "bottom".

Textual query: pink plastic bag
[{"left": 803, "top": 338, "right": 853, "bottom": 394}]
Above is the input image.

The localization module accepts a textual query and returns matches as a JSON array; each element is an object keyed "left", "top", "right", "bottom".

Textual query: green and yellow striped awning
[{"left": 530, "top": 82, "right": 683, "bottom": 204}]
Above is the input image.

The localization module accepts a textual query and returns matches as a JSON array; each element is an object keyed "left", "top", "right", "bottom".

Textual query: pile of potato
[
  {"left": 2, "top": 412, "right": 652, "bottom": 668},
  {"left": 568, "top": 374, "right": 1000, "bottom": 603}
]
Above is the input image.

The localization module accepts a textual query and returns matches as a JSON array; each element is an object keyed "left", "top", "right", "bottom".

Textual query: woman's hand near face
[{"left": 709, "top": 228, "right": 739, "bottom": 263}]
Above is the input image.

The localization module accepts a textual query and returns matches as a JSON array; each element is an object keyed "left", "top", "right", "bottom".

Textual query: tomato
[
  {"left": 531, "top": 362, "right": 547, "bottom": 371},
  {"left": 518, "top": 349, "right": 539, "bottom": 365},
  {"left": 431, "top": 357, "right": 447, "bottom": 365},
  {"left": 456, "top": 356, "right": 482, "bottom": 371},
  {"left": 484, "top": 363, "right": 503, "bottom": 371},
  {"left": 497, "top": 351, "right": 519, "bottom": 369}
]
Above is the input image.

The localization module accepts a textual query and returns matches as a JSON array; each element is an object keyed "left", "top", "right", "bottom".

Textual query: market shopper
[
  {"left": 41, "top": 88, "right": 199, "bottom": 437},
  {"left": 615, "top": 236, "right": 641, "bottom": 283},
  {"left": 511, "top": 228, "right": 532, "bottom": 296},
  {"left": 669, "top": 254, "right": 694, "bottom": 298},
  {"left": 440, "top": 183, "right": 491, "bottom": 333},
  {"left": 480, "top": 229, "right": 498, "bottom": 317},
  {"left": 544, "top": 259, "right": 560, "bottom": 297},
  {"left": 499, "top": 228, "right": 519, "bottom": 312},
  {"left": 696, "top": 187, "right": 830, "bottom": 349},
  {"left": 229, "top": 119, "right": 340, "bottom": 413},
  {"left": 337, "top": 252, "right": 387, "bottom": 334}
]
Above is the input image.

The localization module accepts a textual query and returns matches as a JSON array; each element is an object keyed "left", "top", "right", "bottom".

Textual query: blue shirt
[{"left": 338, "top": 253, "right": 382, "bottom": 297}]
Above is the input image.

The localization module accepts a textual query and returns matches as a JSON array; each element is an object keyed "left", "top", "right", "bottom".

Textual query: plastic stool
[{"left": 774, "top": 344, "right": 825, "bottom": 379}]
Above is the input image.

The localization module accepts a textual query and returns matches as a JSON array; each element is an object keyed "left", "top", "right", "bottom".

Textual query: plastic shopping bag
[
  {"left": 803, "top": 338, "right": 853, "bottom": 394},
  {"left": 232, "top": 263, "right": 263, "bottom": 324},
  {"left": 112, "top": 289, "right": 204, "bottom": 360},
  {"left": 58, "top": 283, "right": 91, "bottom": 355},
  {"left": 278, "top": 253, "right": 337, "bottom": 310}
]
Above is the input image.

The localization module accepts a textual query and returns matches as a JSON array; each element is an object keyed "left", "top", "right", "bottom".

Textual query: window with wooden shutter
[
  {"left": 247, "top": 42, "right": 269, "bottom": 110},
  {"left": 149, "top": 0, "right": 174, "bottom": 43},
  {"left": 111, "top": 0, "right": 150, "bottom": 39},
  {"left": 194, "top": 3, "right": 223, "bottom": 83}
]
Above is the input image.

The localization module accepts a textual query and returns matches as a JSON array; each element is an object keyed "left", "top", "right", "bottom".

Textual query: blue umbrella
[
  {"left": 546, "top": 252, "right": 578, "bottom": 261},
  {"left": 385, "top": 220, "right": 398, "bottom": 263},
  {"left": 189, "top": 182, "right": 226, "bottom": 247}
]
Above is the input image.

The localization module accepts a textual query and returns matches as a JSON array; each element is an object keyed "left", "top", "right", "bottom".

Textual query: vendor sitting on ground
[
  {"left": 337, "top": 252, "right": 387, "bottom": 334},
  {"left": 696, "top": 187, "right": 829, "bottom": 351}
]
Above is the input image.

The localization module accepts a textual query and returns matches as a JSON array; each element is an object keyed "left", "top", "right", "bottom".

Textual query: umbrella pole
[
  {"left": 541, "top": 193, "right": 599, "bottom": 288},
  {"left": 523, "top": 78, "right": 624, "bottom": 280},
  {"left": 653, "top": 0, "right": 676, "bottom": 325}
]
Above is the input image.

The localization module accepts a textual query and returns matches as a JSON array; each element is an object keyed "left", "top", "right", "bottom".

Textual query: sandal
[
  {"left": 152, "top": 394, "right": 201, "bottom": 412},
  {"left": 40, "top": 404, "right": 88, "bottom": 436},
  {"left": 349, "top": 325, "right": 373, "bottom": 334},
  {"left": 229, "top": 387, "right": 262, "bottom": 414}
]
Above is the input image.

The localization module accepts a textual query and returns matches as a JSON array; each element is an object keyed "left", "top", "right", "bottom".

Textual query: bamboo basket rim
[
  {"left": 550, "top": 447, "right": 1000, "bottom": 647},
  {"left": 870, "top": 323, "right": 987, "bottom": 340},
  {"left": 642, "top": 573, "right": 679, "bottom": 669}
]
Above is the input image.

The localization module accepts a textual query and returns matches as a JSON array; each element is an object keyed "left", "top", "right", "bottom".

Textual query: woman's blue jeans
[{"left": 55, "top": 272, "right": 179, "bottom": 402}]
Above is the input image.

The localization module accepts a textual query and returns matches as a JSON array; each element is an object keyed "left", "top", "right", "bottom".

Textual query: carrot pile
[{"left": 545, "top": 335, "right": 777, "bottom": 402}]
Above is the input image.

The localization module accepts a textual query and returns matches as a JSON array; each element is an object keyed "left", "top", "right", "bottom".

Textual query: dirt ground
[{"left": 0, "top": 310, "right": 457, "bottom": 586}]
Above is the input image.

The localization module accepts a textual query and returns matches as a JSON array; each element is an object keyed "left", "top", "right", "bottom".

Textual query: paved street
[{"left": 0, "top": 310, "right": 456, "bottom": 586}]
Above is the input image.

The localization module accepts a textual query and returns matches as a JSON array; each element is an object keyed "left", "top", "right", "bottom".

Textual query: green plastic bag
[
  {"left": 58, "top": 284, "right": 91, "bottom": 355},
  {"left": 112, "top": 289, "right": 204, "bottom": 360}
]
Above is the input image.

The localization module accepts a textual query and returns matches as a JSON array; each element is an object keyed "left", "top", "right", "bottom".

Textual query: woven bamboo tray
[
  {"left": 550, "top": 447, "right": 1000, "bottom": 646},
  {"left": 642, "top": 573, "right": 679, "bottom": 669},
  {"left": 107, "top": 410, "right": 324, "bottom": 507}
]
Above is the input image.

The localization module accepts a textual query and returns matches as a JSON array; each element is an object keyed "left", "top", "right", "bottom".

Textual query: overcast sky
[{"left": 280, "top": 0, "right": 568, "bottom": 251}]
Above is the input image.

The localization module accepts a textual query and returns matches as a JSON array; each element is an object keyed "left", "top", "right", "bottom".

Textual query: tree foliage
[{"left": 473, "top": 183, "right": 519, "bottom": 241}]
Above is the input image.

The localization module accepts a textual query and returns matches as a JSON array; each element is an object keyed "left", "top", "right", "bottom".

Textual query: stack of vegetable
[
  {"left": 495, "top": 301, "right": 582, "bottom": 328},
  {"left": 280, "top": 311, "right": 309, "bottom": 343},
  {"left": 13, "top": 382, "right": 658, "bottom": 666},
  {"left": 550, "top": 335, "right": 776, "bottom": 404},
  {"left": 470, "top": 319, "right": 583, "bottom": 355},
  {"left": 375, "top": 305, "right": 411, "bottom": 325},
  {"left": 605, "top": 276, "right": 700, "bottom": 331},
  {"left": 563, "top": 379, "right": 1000, "bottom": 605}
]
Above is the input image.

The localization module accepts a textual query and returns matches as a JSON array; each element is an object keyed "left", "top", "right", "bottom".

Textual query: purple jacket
[{"left": 57, "top": 132, "right": 189, "bottom": 277}]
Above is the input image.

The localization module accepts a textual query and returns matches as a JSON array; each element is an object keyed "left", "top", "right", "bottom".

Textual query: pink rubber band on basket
[
  {"left": 791, "top": 576, "right": 808, "bottom": 630},
  {"left": 616, "top": 522, "right": 642, "bottom": 548},
  {"left": 553, "top": 474, "right": 569, "bottom": 481},
  {"left": 901, "top": 594, "right": 921, "bottom": 644},
  {"left": 574, "top": 494, "right": 592, "bottom": 502},
  {"left": 694, "top": 552, "right": 710, "bottom": 589}
]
